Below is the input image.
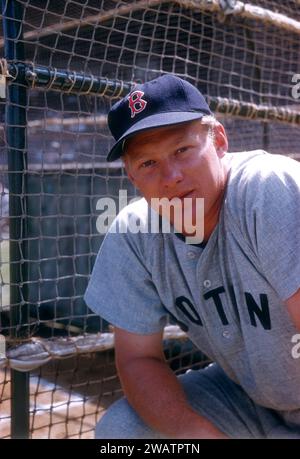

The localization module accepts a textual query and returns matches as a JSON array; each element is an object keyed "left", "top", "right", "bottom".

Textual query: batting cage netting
[{"left": 0, "top": 0, "right": 300, "bottom": 438}]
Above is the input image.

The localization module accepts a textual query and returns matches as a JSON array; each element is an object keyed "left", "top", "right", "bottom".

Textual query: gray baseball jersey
[{"left": 84, "top": 150, "right": 300, "bottom": 426}]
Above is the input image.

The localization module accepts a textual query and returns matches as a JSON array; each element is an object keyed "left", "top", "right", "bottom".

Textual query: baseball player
[{"left": 84, "top": 74, "right": 300, "bottom": 439}]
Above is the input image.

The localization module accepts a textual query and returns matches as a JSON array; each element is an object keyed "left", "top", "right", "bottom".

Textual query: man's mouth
[{"left": 171, "top": 190, "right": 195, "bottom": 200}]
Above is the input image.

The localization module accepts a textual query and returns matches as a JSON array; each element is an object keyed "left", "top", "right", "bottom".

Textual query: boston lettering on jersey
[{"left": 173, "top": 285, "right": 271, "bottom": 332}]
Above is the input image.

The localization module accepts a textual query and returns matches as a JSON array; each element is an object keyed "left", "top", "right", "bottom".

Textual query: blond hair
[{"left": 200, "top": 115, "right": 218, "bottom": 144}]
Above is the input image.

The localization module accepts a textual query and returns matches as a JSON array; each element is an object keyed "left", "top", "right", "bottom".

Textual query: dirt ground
[{"left": 0, "top": 350, "right": 122, "bottom": 439}]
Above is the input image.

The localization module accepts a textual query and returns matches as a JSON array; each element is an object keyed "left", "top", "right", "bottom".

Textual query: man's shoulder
[
  {"left": 227, "top": 150, "right": 300, "bottom": 192},
  {"left": 114, "top": 197, "right": 154, "bottom": 228},
  {"left": 118, "top": 196, "right": 149, "bottom": 218},
  {"left": 224, "top": 150, "right": 300, "bottom": 223},
  {"left": 108, "top": 197, "right": 161, "bottom": 249},
  {"left": 228, "top": 150, "right": 300, "bottom": 178}
]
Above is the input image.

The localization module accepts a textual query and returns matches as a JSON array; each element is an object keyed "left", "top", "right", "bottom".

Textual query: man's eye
[
  {"left": 140, "top": 160, "right": 155, "bottom": 168},
  {"left": 177, "top": 147, "right": 189, "bottom": 154}
]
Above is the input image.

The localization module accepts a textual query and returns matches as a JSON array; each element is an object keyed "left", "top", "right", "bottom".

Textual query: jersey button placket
[{"left": 201, "top": 279, "right": 232, "bottom": 342}]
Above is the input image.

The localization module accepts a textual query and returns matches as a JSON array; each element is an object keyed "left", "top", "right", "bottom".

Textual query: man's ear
[{"left": 213, "top": 123, "right": 228, "bottom": 158}]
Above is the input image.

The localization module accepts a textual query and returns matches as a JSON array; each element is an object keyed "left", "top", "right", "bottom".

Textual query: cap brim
[{"left": 106, "top": 111, "right": 206, "bottom": 162}]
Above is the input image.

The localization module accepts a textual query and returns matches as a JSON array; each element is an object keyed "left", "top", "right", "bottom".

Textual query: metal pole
[
  {"left": 263, "top": 122, "right": 270, "bottom": 152},
  {"left": 2, "top": 0, "right": 30, "bottom": 439}
]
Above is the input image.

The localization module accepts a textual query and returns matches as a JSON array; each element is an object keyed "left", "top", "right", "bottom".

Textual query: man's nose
[{"left": 160, "top": 161, "right": 184, "bottom": 188}]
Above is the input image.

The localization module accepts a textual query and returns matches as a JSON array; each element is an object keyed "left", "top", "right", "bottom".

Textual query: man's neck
[{"left": 203, "top": 161, "right": 231, "bottom": 242}]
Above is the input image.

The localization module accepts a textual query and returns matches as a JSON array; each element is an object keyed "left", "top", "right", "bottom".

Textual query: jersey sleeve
[
  {"left": 84, "top": 226, "right": 168, "bottom": 335},
  {"left": 243, "top": 155, "right": 300, "bottom": 301}
]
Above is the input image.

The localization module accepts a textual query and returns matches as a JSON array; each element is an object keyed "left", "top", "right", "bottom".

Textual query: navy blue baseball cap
[{"left": 107, "top": 74, "right": 212, "bottom": 161}]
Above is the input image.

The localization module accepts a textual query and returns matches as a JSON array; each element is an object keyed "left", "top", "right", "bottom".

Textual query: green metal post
[{"left": 2, "top": 0, "right": 30, "bottom": 439}]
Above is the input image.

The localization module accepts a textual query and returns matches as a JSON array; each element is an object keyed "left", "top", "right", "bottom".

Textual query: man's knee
[{"left": 95, "top": 397, "right": 162, "bottom": 439}]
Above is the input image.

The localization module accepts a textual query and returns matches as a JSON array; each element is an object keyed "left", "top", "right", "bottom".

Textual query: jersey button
[
  {"left": 222, "top": 330, "right": 230, "bottom": 339},
  {"left": 187, "top": 251, "right": 196, "bottom": 259},
  {"left": 203, "top": 279, "right": 211, "bottom": 288}
]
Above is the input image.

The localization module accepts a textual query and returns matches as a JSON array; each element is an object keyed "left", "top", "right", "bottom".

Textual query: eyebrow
[
  {"left": 128, "top": 151, "right": 152, "bottom": 164},
  {"left": 131, "top": 132, "right": 187, "bottom": 154}
]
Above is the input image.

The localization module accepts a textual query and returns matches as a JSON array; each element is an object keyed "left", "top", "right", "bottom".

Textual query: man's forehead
[{"left": 125, "top": 120, "right": 206, "bottom": 153}]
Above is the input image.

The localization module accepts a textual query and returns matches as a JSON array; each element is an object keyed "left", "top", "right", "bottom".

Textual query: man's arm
[
  {"left": 286, "top": 288, "right": 300, "bottom": 330},
  {"left": 114, "top": 326, "right": 228, "bottom": 439}
]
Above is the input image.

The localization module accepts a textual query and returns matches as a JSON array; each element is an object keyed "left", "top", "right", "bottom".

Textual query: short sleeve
[
  {"left": 244, "top": 155, "right": 300, "bottom": 301},
  {"left": 84, "top": 228, "right": 168, "bottom": 335}
]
